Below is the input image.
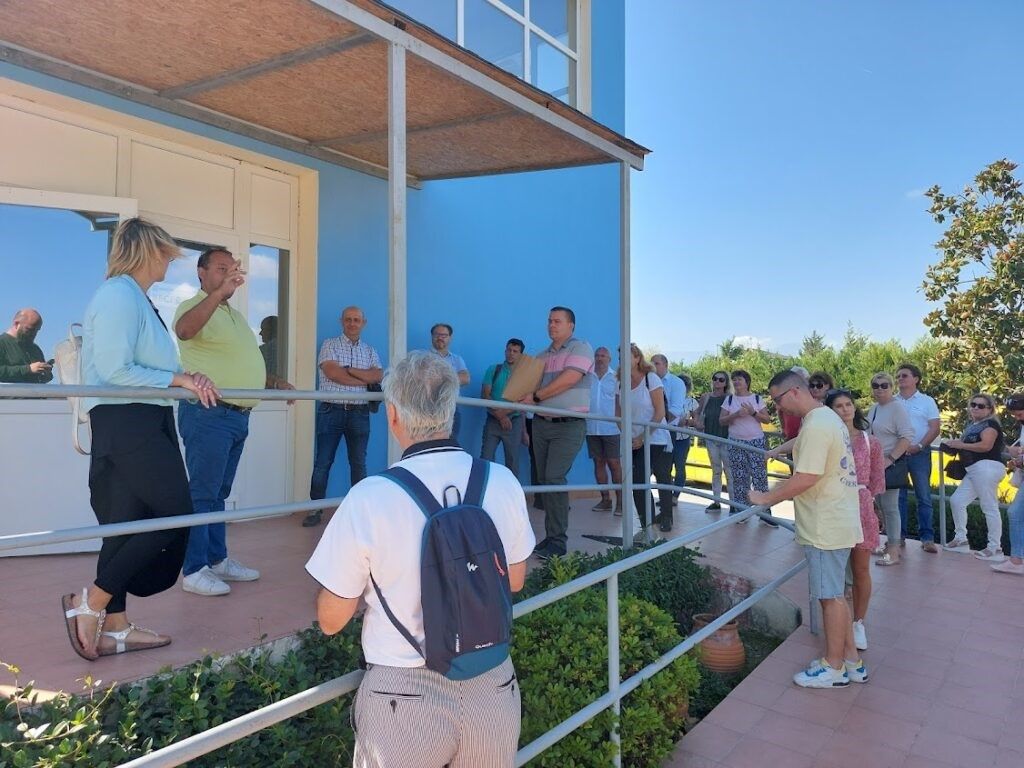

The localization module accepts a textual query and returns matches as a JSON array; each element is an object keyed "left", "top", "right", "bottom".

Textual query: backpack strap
[
  {"left": 463, "top": 458, "right": 490, "bottom": 507},
  {"left": 369, "top": 572, "right": 424, "bottom": 660},
  {"left": 379, "top": 466, "right": 444, "bottom": 518},
  {"left": 491, "top": 362, "right": 503, "bottom": 390}
]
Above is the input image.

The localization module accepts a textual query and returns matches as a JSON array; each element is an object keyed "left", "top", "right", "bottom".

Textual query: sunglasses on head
[
  {"left": 870, "top": 382, "right": 890, "bottom": 390},
  {"left": 969, "top": 401, "right": 991, "bottom": 409}
]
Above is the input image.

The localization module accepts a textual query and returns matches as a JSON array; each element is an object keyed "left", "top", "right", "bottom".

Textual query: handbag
[
  {"left": 884, "top": 455, "right": 909, "bottom": 489},
  {"left": 945, "top": 459, "right": 967, "bottom": 481}
]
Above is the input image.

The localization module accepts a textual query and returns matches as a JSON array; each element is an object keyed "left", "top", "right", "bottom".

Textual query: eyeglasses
[
  {"left": 772, "top": 387, "right": 795, "bottom": 405},
  {"left": 870, "top": 382, "right": 890, "bottom": 390},
  {"left": 809, "top": 381, "right": 827, "bottom": 389},
  {"left": 969, "top": 402, "right": 991, "bottom": 409},
  {"left": 712, "top": 376, "right": 726, "bottom": 383}
]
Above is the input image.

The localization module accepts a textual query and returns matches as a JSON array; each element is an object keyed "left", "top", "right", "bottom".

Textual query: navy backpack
[{"left": 370, "top": 457, "right": 514, "bottom": 680}]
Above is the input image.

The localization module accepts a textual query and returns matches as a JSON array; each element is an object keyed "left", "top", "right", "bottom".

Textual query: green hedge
[{"left": 2, "top": 547, "right": 711, "bottom": 767}]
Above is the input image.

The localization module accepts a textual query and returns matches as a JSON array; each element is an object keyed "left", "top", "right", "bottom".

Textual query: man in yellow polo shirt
[
  {"left": 750, "top": 370, "right": 864, "bottom": 689},
  {"left": 174, "top": 248, "right": 294, "bottom": 597}
]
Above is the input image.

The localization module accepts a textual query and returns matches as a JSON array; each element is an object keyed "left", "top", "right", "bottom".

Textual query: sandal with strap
[
  {"left": 62, "top": 588, "right": 105, "bottom": 661},
  {"left": 875, "top": 553, "right": 901, "bottom": 567},
  {"left": 98, "top": 623, "right": 171, "bottom": 656}
]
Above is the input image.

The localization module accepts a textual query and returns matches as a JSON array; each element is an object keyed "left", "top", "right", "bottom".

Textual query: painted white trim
[{"left": 0, "top": 186, "right": 137, "bottom": 218}]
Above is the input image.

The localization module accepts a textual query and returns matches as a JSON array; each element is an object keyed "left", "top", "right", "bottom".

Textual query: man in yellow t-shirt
[
  {"left": 750, "top": 370, "right": 863, "bottom": 690},
  {"left": 174, "top": 248, "right": 294, "bottom": 597}
]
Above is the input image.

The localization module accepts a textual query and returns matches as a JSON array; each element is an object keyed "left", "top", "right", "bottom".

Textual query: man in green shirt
[
  {"left": 480, "top": 337, "right": 525, "bottom": 476},
  {"left": 174, "top": 248, "right": 294, "bottom": 597},
  {"left": 0, "top": 308, "right": 53, "bottom": 383}
]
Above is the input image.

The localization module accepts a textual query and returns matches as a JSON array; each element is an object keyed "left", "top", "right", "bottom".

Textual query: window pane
[
  {"left": 531, "top": 0, "right": 575, "bottom": 49},
  {"left": 150, "top": 246, "right": 202, "bottom": 346},
  {"left": 465, "top": 0, "right": 525, "bottom": 78},
  {"left": 530, "top": 32, "right": 574, "bottom": 103},
  {"left": 249, "top": 244, "right": 290, "bottom": 382},
  {"left": 0, "top": 204, "right": 111, "bottom": 385},
  {"left": 495, "top": 0, "right": 524, "bottom": 14},
  {"left": 384, "top": 0, "right": 457, "bottom": 40}
]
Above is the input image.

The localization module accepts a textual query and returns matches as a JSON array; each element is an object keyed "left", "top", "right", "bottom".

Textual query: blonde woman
[
  {"left": 867, "top": 372, "right": 914, "bottom": 566},
  {"left": 62, "top": 218, "right": 219, "bottom": 661},
  {"left": 616, "top": 344, "right": 673, "bottom": 532},
  {"left": 943, "top": 393, "right": 1006, "bottom": 560}
]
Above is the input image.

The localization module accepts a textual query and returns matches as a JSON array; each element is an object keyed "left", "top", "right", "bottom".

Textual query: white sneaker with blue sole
[
  {"left": 844, "top": 658, "right": 869, "bottom": 683},
  {"left": 793, "top": 658, "right": 850, "bottom": 688}
]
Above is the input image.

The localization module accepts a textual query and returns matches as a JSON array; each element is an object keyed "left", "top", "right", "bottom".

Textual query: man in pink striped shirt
[{"left": 520, "top": 306, "right": 594, "bottom": 559}]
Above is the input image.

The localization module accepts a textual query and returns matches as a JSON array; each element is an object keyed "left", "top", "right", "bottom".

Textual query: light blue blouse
[{"left": 82, "top": 275, "right": 182, "bottom": 412}]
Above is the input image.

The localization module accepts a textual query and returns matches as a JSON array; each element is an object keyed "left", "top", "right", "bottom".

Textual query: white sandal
[
  {"left": 62, "top": 588, "right": 105, "bottom": 661},
  {"left": 875, "top": 553, "right": 901, "bottom": 567},
  {"left": 98, "top": 623, "right": 171, "bottom": 656}
]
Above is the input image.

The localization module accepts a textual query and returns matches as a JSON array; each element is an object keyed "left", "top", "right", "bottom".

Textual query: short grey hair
[{"left": 382, "top": 351, "right": 458, "bottom": 441}]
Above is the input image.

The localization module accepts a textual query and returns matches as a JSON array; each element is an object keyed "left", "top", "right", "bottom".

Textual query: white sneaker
[
  {"left": 992, "top": 560, "right": 1024, "bottom": 575},
  {"left": 973, "top": 548, "right": 1006, "bottom": 563},
  {"left": 844, "top": 658, "right": 869, "bottom": 683},
  {"left": 852, "top": 619, "right": 868, "bottom": 651},
  {"left": 182, "top": 567, "right": 231, "bottom": 596},
  {"left": 793, "top": 658, "right": 849, "bottom": 688},
  {"left": 210, "top": 558, "right": 260, "bottom": 582}
]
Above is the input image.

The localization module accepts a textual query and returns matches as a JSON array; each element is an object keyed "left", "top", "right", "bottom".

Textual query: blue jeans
[
  {"left": 178, "top": 402, "right": 249, "bottom": 577},
  {"left": 1006, "top": 486, "right": 1024, "bottom": 558},
  {"left": 898, "top": 450, "right": 934, "bottom": 543},
  {"left": 310, "top": 403, "right": 370, "bottom": 499},
  {"left": 670, "top": 437, "right": 691, "bottom": 496}
]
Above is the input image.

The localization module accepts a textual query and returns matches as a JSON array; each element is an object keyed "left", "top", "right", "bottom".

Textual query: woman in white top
[
  {"left": 718, "top": 370, "right": 772, "bottom": 518},
  {"left": 616, "top": 344, "right": 674, "bottom": 533}
]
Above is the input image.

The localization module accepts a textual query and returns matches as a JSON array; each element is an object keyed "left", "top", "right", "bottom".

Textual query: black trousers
[
  {"left": 89, "top": 404, "right": 191, "bottom": 613},
  {"left": 525, "top": 417, "right": 539, "bottom": 488},
  {"left": 632, "top": 445, "right": 674, "bottom": 528}
]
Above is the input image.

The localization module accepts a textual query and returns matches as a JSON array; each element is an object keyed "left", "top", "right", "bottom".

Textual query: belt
[
  {"left": 544, "top": 417, "right": 576, "bottom": 423},
  {"left": 328, "top": 402, "right": 369, "bottom": 411},
  {"left": 217, "top": 400, "right": 252, "bottom": 414}
]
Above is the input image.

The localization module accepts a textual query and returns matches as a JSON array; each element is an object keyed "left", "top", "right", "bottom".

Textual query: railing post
[
  {"left": 937, "top": 443, "right": 947, "bottom": 546},
  {"left": 607, "top": 573, "right": 621, "bottom": 768},
  {"left": 642, "top": 424, "right": 652, "bottom": 546}
]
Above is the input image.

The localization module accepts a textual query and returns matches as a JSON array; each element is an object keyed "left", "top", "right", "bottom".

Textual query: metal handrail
[
  {"left": 2, "top": 382, "right": 807, "bottom": 767},
  {"left": 115, "top": 504, "right": 805, "bottom": 768}
]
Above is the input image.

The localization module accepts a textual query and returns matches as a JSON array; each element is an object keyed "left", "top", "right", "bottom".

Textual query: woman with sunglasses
[
  {"left": 809, "top": 371, "right": 836, "bottom": 403},
  {"left": 867, "top": 372, "right": 914, "bottom": 566},
  {"left": 695, "top": 370, "right": 733, "bottom": 512},
  {"left": 943, "top": 393, "right": 1006, "bottom": 560},
  {"left": 616, "top": 344, "right": 674, "bottom": 533},
  {"left": 826, "top": 389, "right": 883, "bottom": 650},
  {"left": 718, "top": 370, "right": 772, "bottom": 519}
]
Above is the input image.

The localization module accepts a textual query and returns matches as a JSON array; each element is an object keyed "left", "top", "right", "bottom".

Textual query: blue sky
[{"left": 626, "top": 0, "right": 1024, "bottom": 361}]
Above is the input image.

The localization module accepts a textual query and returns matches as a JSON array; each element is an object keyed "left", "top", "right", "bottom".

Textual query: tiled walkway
[
  {"left": 670, "top": 540, "right": 1024, "bottom": 768},
  {"left": 4, "top": 490, "right": 1021, "bottom": 768}
]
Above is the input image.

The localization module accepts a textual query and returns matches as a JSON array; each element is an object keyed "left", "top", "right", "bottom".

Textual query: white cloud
[
  {"left": 247, "top": 253, "right": 279, "bottom": 280},
  {"left": 732, "top": 335, "right": 771, "bottom": 350},
  {"left": 904, "top": 188, "right": 928, "bottom": 199}
]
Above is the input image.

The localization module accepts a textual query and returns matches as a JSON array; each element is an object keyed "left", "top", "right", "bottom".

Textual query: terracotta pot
[{"left": 692, "top": 613, "right": 746, "bottom": 674}]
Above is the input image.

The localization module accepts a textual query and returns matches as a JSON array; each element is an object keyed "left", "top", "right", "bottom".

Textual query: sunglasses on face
[
  {"left": 712, "top": 376, "right": 726, "bottom": 383},
  {"left": 870, "top": 382, "right": 890, "bottom": 390},
  {"left": 809, "top": 381, "right": 827, "bottom": 389},
  {"left": 969, "top": 402, "right": 991, "bottom": 409}
]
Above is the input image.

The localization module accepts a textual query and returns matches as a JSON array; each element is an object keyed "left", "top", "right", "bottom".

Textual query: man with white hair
[
  {"left": 0, "top": 308, "right": 53, "bottom": 383},
  {"left": 308, "top": 351, "right": 534, "bottom": 766}
]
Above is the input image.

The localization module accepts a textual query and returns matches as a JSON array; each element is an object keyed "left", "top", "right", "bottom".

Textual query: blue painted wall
[{"left": 0, "top": 0, "right": 628, "bottom": 496}]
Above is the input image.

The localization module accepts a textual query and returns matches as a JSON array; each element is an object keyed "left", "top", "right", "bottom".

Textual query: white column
[
  {"left": 619, "top": 162, "right": 633, "bottom": 547},
  {"left": 388, "top": 42, "right": 407, "bottom": 465}
]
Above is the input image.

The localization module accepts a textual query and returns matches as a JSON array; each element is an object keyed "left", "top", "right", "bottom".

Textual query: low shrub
[
  {"left": 519, "top": 543, "right": 716, "bottom": 633},
  {"left": 514, "top": 588, "right": 700, "bottom": 767}
]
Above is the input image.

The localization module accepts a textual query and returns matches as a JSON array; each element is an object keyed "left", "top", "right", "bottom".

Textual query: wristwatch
[{"left": 532, "top": 392, "right": 541, "bottom": 404}]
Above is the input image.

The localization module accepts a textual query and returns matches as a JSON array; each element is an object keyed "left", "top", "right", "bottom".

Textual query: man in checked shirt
[{"left": 304, "top": 306, "right": 383, "bottom": 527}]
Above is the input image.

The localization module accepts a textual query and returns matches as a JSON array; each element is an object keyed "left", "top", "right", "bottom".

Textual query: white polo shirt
[
  {"left": 661, "top": 372, "right": 687, "bottom": 427},
  {"left": 305, "top": 441, "right": 536, "bottom": 667},
  {"left": 587, "top": 369, "right": 619, "bottom": 436},
  {"left": 898, "top": 390, "right": 940, "bottom": 445}
]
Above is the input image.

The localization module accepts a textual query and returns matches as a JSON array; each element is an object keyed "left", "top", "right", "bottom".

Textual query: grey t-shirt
[{"left": 867, "top": 400, "right": 915, "bottom": 455}]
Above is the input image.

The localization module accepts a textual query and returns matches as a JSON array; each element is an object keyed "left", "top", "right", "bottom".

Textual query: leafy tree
[
  {"left": 799, "top": 331, "right": 828, "bottom": 357},
  {"left": 922, "top": 158, "right": 1024, "bottom": 414}
]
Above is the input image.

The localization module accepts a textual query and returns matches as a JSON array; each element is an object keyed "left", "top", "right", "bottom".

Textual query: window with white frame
[{"left": 387, "top": 0, "right": 585, "bottom": 108}]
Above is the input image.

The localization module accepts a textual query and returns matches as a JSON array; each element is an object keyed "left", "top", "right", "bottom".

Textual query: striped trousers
[
  {"left": 352, "top": 656, "right": 520, "bottom": 767},
  {"left": 727, "top": 436, "right": 768, "bottom": 507}
]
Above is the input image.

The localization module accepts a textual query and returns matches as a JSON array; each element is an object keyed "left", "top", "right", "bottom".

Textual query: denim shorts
[{"left": 803, "top": 545, "right": 851, "bottom": 600}]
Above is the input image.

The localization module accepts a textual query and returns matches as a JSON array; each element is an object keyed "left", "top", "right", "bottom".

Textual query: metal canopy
[{"left": 0, "top": 0, "right": 649, "bottom": 183}]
